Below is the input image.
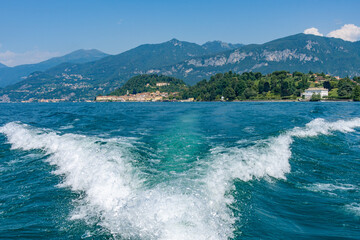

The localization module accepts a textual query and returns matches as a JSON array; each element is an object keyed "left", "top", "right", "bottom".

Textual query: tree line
[
  {"left": 179, "top": 71, "right": 360, "bottom": 101},
  {"left": 109, "top": 71, "right": 360, "bottom": 101}
]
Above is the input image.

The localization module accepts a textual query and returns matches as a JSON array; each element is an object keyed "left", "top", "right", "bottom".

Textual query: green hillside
[
  {"left": 180, "top": 71, "right": 359, "bottom": 101},
  {"left": 110, "top": 74, "right": 187, "bottom": 96}
]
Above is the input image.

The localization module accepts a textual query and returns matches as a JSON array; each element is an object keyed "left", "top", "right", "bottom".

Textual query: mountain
[
  {"left": 0, "top": 63, "right": 8, "bottom": 69},
  {"left": 153, "top": 34, "right": 360, "bottom": 84},
  {"left": 35, "top": 49, "right": 108, "bottom": 68},
  {"left": 2, "top": 34, "right": 360, "bottom": 102},
  {"left": 45, "top": 38, "right": 243, "bottom": 82},
  {"left": 201, "top": 41, "right": 243, "bottom": 54},
  {"left": 0, "top": 49, "right": 109, "bottom": 87},
  {"left": 0, "top": 39, "right": 242, "bottom": 101}
]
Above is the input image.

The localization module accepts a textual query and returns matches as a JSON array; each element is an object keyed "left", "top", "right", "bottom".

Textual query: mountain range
[
  {"left": 0, "top": 49, "right": 109, "bottom": 87},
  {"left": 0, "top": 34, "right": 360, "bottom": 102},
  {"left": 157, "top": 34, "right": 360, "bottom": 85}
]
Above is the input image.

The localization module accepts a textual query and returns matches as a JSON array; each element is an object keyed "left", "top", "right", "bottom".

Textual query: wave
[
  {"left": 200, "top": 117, "right": 360, "bottom": 235},
  {"left": 1, "top": 118, "right": 360, "bottom": 239},
  {"left": 304, "top": 183, "right": 357, "bottom": 193}
]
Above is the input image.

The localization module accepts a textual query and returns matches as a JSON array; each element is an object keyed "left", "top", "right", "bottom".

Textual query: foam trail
[
  {"left": 1, "top": 118, "right": 360, "bottom": 239},
  {"left": 202, "top": 118, "right": 360, "bottom": 217},
  {"left": 0, "top": 122, "right": 232, "bottom": 239}
]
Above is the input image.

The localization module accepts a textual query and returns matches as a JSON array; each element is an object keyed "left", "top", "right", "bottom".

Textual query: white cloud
[
  {"left": 0, "top": 49, "right": 60, "bottom": 67},
  {"left": 304, "top": 27, "right": 324, "bottom": 36},
  {"left": 327, "top": 24, "right": 360, "bottom": 42}
]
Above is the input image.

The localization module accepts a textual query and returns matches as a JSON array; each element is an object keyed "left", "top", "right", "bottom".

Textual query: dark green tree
[
  {"left": 323, "top": 81, "right": 332, "bottom": 90},
  {"left": 353, "top": 85, "right": 360, "bottom": 101},
  {"left": 337, "top": 80, "right": 353, "bottom": 99},
  {"left": 258, "top": 80, "right": 265, "bottom": 94},
  {"left": 263, "top": 82, "right": 270, "bottom": 92},
  {"left": 244, "top": 88, "right": 257, "bottom": 99},
  {"left": 223, "top": 87, "right": 236, "bottom": 101},
  {"left": 281, "top": 81, "right": 293, "bottom": 97}
]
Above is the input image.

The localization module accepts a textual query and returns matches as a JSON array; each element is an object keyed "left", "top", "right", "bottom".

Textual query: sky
[{"left": 0, "top": 0, "right": 360, "bottom": 66}]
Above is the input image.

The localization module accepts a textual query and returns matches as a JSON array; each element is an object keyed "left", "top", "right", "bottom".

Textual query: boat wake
[{"left": 1, "top": 118, "right": 359, "bottom": 239}]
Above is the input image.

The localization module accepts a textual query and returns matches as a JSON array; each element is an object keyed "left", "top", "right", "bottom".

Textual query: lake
[{"left": 0, "top": 102, "right": 359, "bottom": 239}]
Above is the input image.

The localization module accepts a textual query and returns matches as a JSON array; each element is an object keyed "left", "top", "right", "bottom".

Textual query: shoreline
[{"left": 1, "top": 99, "right": 356, "bottom": 103}]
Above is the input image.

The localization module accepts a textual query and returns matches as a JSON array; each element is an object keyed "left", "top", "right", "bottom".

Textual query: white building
[
  {"left": 156, "top": 82, "right": 170, "bottom": 87},
  {"left": 302, "top": 88, "right": 329, "bottom": 99}
]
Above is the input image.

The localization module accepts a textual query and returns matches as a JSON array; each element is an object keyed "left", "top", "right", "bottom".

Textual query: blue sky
[{"left": 0, "top": 0, "right": 360, "bottom": 66}]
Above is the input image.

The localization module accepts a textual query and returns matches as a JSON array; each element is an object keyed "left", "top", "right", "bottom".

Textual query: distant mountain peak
[
  {"left": 168, "top": 38, "right": 183, "bottom": 46},
  {"left": 169, "top": 38, "right": 180, "bottom": 42},
  {"left": 59, "top": 49, "right": 108, "bottom": 58},
  {"left": 0, "top": 48, "right": 109, "bottom": 87},
  {"left": 69, "top": 48, "right": 106, "bottom": 54}
]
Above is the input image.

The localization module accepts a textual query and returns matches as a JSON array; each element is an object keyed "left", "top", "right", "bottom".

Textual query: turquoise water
[{"left": 0, "top": 102, "right": 360, "bottom": 239}]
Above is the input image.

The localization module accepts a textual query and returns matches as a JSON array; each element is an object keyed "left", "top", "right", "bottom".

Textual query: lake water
[{"left": 0, "top": 102, "right": 360, "bottom": 239}]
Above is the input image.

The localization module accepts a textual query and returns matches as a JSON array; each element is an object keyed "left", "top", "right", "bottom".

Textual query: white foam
[
  {"left": 289, "top": 118, "right": 360, "bottom": 138},
  {"left": 59, "top": 124, "right": 74, "bottom": 130},
  {"left": 0, "top": 122, "right": 143, "bottom": 236},
  {"left": 305, "top": 183, "right": 357, "bottom": 192},
  {"left": 0, "top": 122, "right": 232, "bottom": 239},
  {"left": 345, "top": 203, "right": 360, "bottom": 217},
  {"left": 201, "top": 117, "right": 360, "bottom": 224},
  {"left": 1, "top": 118, "right": 359, "bottom": 239}
]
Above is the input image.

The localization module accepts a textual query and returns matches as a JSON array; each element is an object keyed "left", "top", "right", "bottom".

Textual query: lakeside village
[
  {"left": 95, "top": 71, "right": 360, "bottom": 102},
  {"left": 96, "top": 87, "right": 328, "bottom": 102},
  {"left": 96, "top": 89, "right": 194, "bottom": 102}
]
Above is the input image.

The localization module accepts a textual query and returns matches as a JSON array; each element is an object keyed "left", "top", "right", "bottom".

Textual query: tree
[
  {"left": 353, "top": 85, "right": 360, "bottom": 101},
  {"left": 337, "top": 80, "right": 353, "bottom": 99},
  {"left": 223, "top": 87, "right": 236, "bottom": 101},
  {"left": 258, "top": 80, "right": 265, "bottom": 94},
  {"left": 263, "top": 82, "right": 270, "bottom": 92},
  {"left": 293, "top": 71, "right": 303, "bottom": 77},
  {"left": 234, "top": 80, "right": 246, "bottom": 96},
  {"left": 310, "top": 93, "right": 321, "bottom": 101},
  {"left": 323, "top": 81, "right": 332, "bottom": 90},
  {"left": 353, "top": 76, "right": 360, "bottom": 84},
  {"left": 244, "top": 88, "right": 257, "bottom": 99},
  {"left": 254, "top": 72, "right": 262, "bottom": 80},
  {"left": 281, "top": 80, "right": 294, "bottom": 97}
]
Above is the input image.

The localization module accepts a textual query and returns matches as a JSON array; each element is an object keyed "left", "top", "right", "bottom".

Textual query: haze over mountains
[
  {"left": 1, "top": 33, "right": 360, "bottom": 102},
  {"left": 0, "top": 49, "right": 109, "bottom": 87}
]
